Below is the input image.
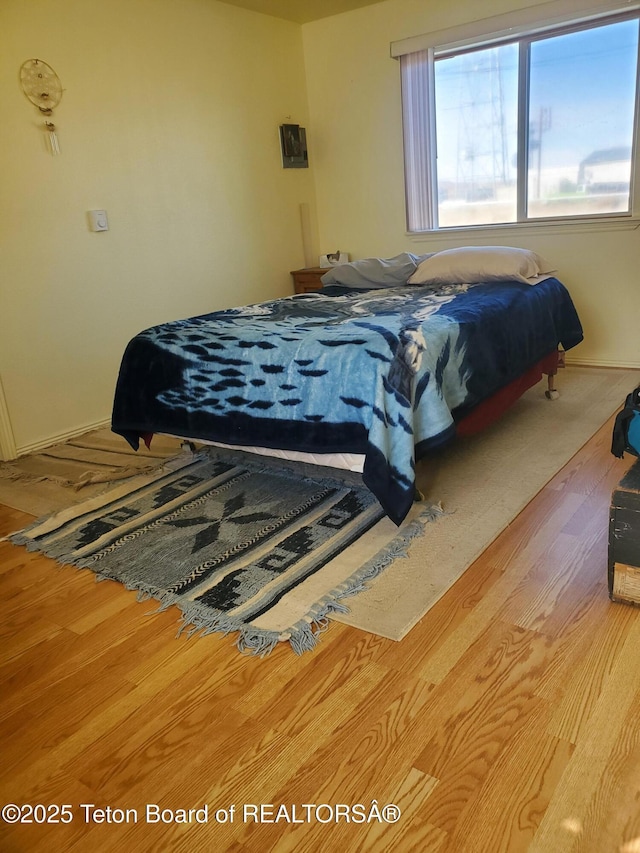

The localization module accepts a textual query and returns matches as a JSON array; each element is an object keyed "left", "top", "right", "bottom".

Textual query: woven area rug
[
  {"left": 0, "top": 429, "right": 184, "bottom": 517},
  {"left": 8, "top": 449, "right": 440, "bottom": 655}
]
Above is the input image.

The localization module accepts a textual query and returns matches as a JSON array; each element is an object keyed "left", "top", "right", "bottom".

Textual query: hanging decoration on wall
[
  {"left": 19, "top": 58, "right": 63, "bottom": 155},
  {"left": 279, "top": 123, "right": 308, "bottom": 169}
]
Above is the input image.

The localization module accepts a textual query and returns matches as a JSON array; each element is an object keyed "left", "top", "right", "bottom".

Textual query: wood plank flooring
[{"left": 1, "top": 414, "right": 639, "bottom": 852}]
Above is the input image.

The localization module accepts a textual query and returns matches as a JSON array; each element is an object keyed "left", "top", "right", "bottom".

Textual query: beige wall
[
  {"left": 302, "top": 0, "right": 640, "bottom": 369},
  {"left": 2, "top": 0, "right": 638, "bottom": 456},
  {"left": 0, "top": 0, "right": 315, "bottom": 453}
]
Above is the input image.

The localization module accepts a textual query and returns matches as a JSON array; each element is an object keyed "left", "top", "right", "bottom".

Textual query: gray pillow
[{"left": 321, "top": 253, "right": 434, "bottom": 289}]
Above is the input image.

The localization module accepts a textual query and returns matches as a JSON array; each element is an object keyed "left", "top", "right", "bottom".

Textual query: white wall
[
  {"left": 302, "top": 0, "right": 640, "bottom": 368},
  {"left": 0, "top": 0, "right": 316, "bottom": 453}
]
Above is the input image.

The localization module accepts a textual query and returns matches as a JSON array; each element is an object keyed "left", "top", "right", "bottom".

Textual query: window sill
[{"left": 407, "top": 216, "right": 640, "bottom": 243}]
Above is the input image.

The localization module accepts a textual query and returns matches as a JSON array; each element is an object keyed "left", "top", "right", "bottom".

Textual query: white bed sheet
[{"left": 169, "top": 435, "right": 365, "bottom": 474}]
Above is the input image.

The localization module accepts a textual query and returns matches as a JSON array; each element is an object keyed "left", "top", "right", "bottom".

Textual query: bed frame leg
[
  {"left": 544, "top": 349, "right": 564, "bottom": 401},
  {"left": 545, "top": 373, "right": 560, "bottom": 400}
]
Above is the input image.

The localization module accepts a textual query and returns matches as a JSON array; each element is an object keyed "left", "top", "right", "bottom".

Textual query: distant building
[{"left": 577, "top": 146, "right": 631, "bottom": 194}]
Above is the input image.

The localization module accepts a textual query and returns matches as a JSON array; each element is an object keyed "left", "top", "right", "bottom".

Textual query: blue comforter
[{"left": 112, "top": 278, "right": 582, "bottom": 524}]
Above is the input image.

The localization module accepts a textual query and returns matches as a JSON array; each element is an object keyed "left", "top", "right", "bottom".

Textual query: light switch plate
[{"left": 88, "top": 210, "right": 109, "bottom": 232}]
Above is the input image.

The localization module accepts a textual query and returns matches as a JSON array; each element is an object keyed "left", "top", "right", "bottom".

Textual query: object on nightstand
[
  {"left": 319, "top": 250, "right": 349, "bottom": 268},
  {"left": 609, "top": 459, "right": 640, "bottom": 605}
]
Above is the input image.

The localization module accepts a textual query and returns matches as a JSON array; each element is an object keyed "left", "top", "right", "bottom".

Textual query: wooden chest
[{"left": 609, "top": 459, "right": 640, "bottom": 604}]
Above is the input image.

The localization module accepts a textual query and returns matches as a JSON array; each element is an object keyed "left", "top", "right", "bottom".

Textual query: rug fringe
[
  {"left": 136, "top": 585, "right": 363, "bottom": 658},
  {"left": 332, "top": 502, "right": 446, "bottom": 603},
  {"left": 236, "top": 630, "right": 281, "bottom": 657}
]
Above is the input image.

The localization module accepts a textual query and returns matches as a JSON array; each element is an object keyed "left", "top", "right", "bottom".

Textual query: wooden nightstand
[{"left": 290, "top": 267, "right": 327, "bottom": 294}]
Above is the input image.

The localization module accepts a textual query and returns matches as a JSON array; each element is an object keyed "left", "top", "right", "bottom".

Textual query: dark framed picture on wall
[{"left": 280, "top": 123, "right": 308, "bottom": 168}]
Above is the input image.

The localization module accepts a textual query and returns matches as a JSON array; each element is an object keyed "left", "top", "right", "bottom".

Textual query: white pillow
[{"left": 407, "top": 246, "right": 557, "bottom": 286}]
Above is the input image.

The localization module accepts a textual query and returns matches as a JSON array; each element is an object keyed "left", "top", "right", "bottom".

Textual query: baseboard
[
  {"left": 565, "top": 357, "right": 640, "bottom": 370},
  {"left": 0, "top": 376, "right": 17, "bottom": 461},
  {"left": 16, "top": 417, "right": 112, "bottom": 458}
]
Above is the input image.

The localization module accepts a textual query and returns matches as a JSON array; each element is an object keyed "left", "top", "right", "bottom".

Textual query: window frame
[{"left": 396, "top": 3, "right": 640, "bottom": 234}]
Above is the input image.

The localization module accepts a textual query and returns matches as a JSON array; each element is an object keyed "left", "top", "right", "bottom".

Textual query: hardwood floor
[{"left": 1, "top": 415, "right": 639, "bottom": 852}]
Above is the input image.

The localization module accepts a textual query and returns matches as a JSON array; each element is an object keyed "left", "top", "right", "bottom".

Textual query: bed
[{"left": 111, "top": 247, "right": 583, "bottom": 526}]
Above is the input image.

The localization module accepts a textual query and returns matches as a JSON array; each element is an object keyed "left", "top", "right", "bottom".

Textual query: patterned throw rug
[{"left": 8, "top": 449, "right": 440, "bottom": 655}]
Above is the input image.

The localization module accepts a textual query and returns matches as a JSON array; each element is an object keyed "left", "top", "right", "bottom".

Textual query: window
[{"left": 399, "top": 10, "right": 640, "bottom": 231}]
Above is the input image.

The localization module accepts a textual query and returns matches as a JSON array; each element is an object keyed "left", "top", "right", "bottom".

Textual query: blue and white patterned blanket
[{"left": 112, "top": 278, "right": 583, "bottom": 524}]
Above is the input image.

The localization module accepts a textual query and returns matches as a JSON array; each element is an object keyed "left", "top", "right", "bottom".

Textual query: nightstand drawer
[{"left": 290, "top": 267, "right": 326, "bottom": 294}]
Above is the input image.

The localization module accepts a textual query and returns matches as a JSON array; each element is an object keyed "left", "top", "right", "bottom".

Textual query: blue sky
[{"left": 434, "top": 17, "right": 639, "bottom": 179}]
